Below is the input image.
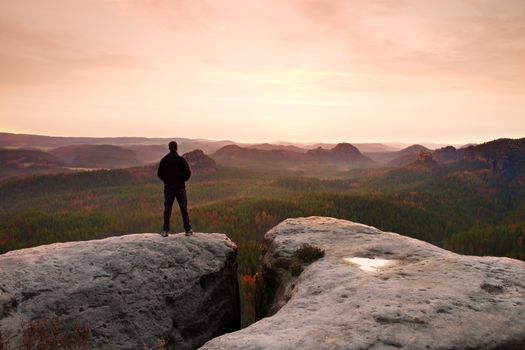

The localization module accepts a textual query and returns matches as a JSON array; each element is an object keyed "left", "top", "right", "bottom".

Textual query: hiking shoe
[
  {"left": 185, "top": 229, "right": 193, "bottom": 237},
  {"left": 161, "top": 230, "right": 169, "bottom": 237}
]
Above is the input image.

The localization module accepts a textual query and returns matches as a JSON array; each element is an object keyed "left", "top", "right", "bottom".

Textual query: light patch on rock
[{"left": 343, "top": 257, "right": 396, "bottom": 272}]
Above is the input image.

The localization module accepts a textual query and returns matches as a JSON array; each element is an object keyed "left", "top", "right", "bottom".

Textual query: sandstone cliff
[
  {"left": 0, "top": 233, "right": 240, "bottom": 349},
  {"left": 202, "top": 217, "right": 525, "bottom": 350}
]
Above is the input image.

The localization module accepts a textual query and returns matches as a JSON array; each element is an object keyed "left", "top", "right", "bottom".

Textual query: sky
[{"left": 1, "top": 0, "right": 524, "bottom": 144}]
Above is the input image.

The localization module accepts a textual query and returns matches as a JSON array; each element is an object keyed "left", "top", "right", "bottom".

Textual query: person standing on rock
[{"left": 157, "top": 141, "right": 193, "bottom": 237}]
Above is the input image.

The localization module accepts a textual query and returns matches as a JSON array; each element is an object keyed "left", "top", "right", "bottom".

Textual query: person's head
[{"left": 168, "top": 141, "right": 178, "bottom": 152}]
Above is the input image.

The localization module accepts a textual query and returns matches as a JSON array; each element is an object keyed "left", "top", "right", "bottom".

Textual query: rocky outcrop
[
  {"left": 367, "top": 144, "right": 431, "bottom": 165},
  {"left": 305, "top": 143, "right": 373, "bottom": 165},
  {"left": 433, "top": 145, "right": 458, "bottom": 163},
  {"left": 400, "top": 151, "right": 439, "bottom": 174},
  {"left": 0, "top": 233, "right": 240, "bottom": 350},
  {"left": 463, "top": 138, "right": 525, "bottom": 176},
  {"left": 183, "top": 149, "right": 217, "bottom": 175},
  {"left": 202, "top": 217, "right": 525, "bottom": 350}
]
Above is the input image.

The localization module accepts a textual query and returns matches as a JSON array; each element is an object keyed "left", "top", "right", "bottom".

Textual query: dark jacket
[{"left": 157, "top": 152, "right": 191, "bottom": 189}]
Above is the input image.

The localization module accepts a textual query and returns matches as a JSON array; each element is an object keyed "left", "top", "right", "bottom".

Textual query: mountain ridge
[{"left": 213, "top": 142, "right": 373, "bottom": 167}]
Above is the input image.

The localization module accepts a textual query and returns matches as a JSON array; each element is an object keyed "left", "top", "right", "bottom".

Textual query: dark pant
[{"left": 163, "top": 187, "right": 191, "bottom": 231}]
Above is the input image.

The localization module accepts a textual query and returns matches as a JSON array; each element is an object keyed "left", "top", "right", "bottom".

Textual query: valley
[{"left": 0, "top": 133, "right": 524, "bottom": 326}]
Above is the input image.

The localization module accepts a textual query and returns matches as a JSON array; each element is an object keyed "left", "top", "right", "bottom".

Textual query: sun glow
[{"left": 1, "top": 0, "right": 524, "bottom": 142}]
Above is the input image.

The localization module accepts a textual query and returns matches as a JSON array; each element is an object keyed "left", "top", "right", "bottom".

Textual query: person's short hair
[{"left": 169, "top": 141, "right": 178, "bottom": 152}]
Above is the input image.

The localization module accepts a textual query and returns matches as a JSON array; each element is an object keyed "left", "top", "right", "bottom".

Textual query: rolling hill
[
  {"left": 213, "top": 143, "right": 374, "bottom": 168},
  {"left": 49, "top": 145, "right": 141, "bottom": 169},
  {"left": 305, "top": 143, "right": 373, "bottom": 165},
  {"left": 0, "top": 148, "right": 68, "bottom": 179},
  {"left": 365, "top": 144, "right": 432, "bottom": 165},
  {"left": 0, "top": 132, "right": 233, "bottom": 154}
]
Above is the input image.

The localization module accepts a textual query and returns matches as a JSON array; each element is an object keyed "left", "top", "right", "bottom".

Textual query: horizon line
[{"left": 2, "top": 130, "right": 521, "bottom": 148}]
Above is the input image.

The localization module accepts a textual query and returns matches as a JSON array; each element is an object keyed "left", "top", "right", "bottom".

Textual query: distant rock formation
[
  {"left": 202, "top": 217, "right": 525, "bottom": 350},
  {"left": 463, "top": 138, "right": 525, "bottom": 175},
  {"left": 416, "top": 150, "right": 434, "bottom": 163},
  {"left": 366, "top": 144, "right": 432, "bottom": 165},
  {"left": 398, "top": 151, "right": 438, "bottom": 174},
  {"left": 305, "top": 143, "right": 373, "bottom": 165},
  {"left": 490, "top": 144, "right": 523, "bottom": 174},
  {"left": 183, "top": 149, "right": 217, "bottom": 174},
  {"left": 433, "top": 145, "right": 458, "bottom": 163},
  {"left": 212, "top": 143, "right": 373, "bottom": 167},
  {"left": 0, "top": 233, "right": 240, "bottom": 350},
  {"left": 388, "top": 144, "right": 432, "bottom": 167}
]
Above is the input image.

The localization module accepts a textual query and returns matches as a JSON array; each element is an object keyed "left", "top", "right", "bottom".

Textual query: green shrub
[
  {"left": 294, "top": 243, "right": 325, "bottom": 263},
  {"left": 290, "top": 261, "right": 304, "bottom": 276}
]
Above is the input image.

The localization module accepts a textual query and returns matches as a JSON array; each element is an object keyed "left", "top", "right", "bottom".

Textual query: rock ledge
[
  {"left": 0, "top": 232, "right": 240, "bottom": 350},
  {"left": 202, "top": 217, "right": 525, "bottom": 350}
]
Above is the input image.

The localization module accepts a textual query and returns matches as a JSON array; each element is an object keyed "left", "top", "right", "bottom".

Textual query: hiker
[{"left": 157, "top": 141, "right": 193, "bottom": 237}]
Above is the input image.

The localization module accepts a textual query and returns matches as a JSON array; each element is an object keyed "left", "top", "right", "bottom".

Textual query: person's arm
[
  {"left": 182, "top": 157, "right": 191, "bottom": 181},
  {"left": 157, "top": 158, "right": 165, "bottom": 181}
]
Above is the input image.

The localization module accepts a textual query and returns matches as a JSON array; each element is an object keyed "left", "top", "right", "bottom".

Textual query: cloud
[
  {"left": 108, "top": 0, "right": 206, "bottom": 28},
  {"left": 0, "top": 18, "right": 65, "bottom": 53},
  {"left": 288, "top": 0, "right": 525, "bottom": 92},
  {"left": 3, "top": 0, "right": 523, "bottom": 94},
  {"left": 0, "top": 18, "right": 145, "bottom": 89}
]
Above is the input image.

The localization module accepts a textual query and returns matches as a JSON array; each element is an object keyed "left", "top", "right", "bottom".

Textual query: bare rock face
[
  {"left": 201, "top": 217, "right": 525, "bottom": 350},
  {"left": 183, "top": 149, "right": 217, "bottom": 175},
  {"left": 0, "top": 233, "right": 240, "bottom": 350},
  {"left": 433, "top": 145, "right": 458, "bottom": 164}
]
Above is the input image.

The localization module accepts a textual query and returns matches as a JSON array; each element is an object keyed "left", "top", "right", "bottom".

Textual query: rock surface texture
[
  {"left": 0, "top": 233, "right": 240, "bottom": 350},
  {"left": 202, "top": 217, "right": 525, "bottom": 350}
]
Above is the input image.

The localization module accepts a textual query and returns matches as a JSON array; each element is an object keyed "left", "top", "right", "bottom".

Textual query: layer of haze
[{"left": 1, "top": 0, "right": 524, "bottom": 144}]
